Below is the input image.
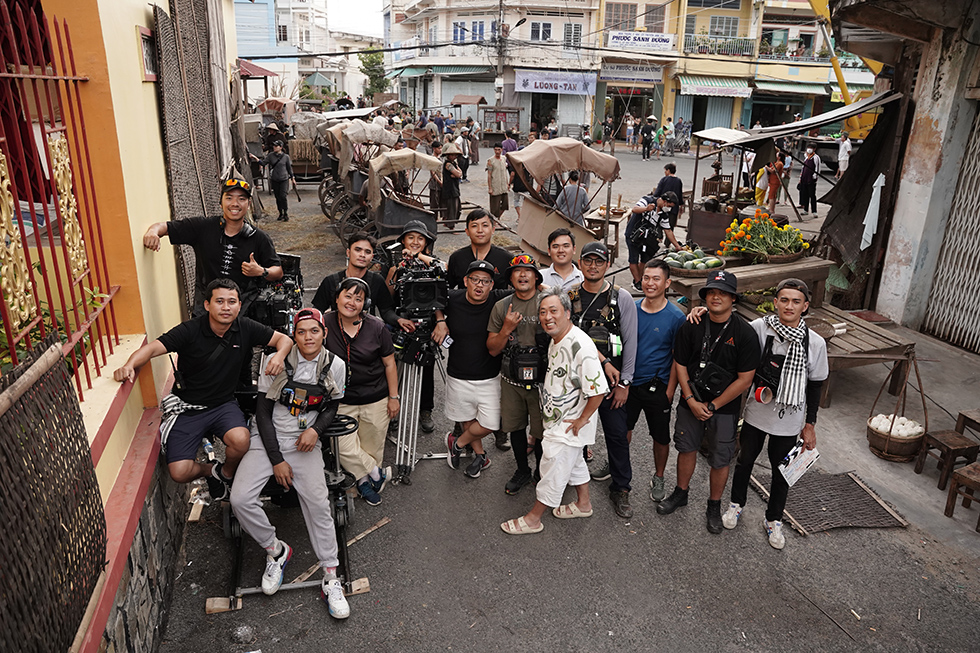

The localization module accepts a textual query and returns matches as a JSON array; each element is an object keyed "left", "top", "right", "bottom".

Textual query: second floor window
[
  {"left": 605, "top": 3, "right": 637, "bottom": 31},
  {"left": 644, "top": 4, "right": 666, "bottom": 33},
  {"left": 530, "top": 21, "right": 552, "bottom": 41},
  {"left": 689, "top": 0, "right": 740, "bottom": 7},
  {"left": 277, "top": 24, "right": 288, "bottom": 43},
  {"left": 453, "top": 21, "right": 466, "bottom": 44},
  {"left": 563, "top": 23, "right": 582, "bottom": 49},
  {"left": 709, "top": 16, "right": 739, "bottom": 37},
  {"left": 471, "top": 20, "right": 485, "bottom": 41}
]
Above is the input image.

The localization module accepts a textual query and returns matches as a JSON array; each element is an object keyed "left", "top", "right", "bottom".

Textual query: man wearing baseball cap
[
  {"left": 488, "top": 255, "right": 548, "bottom": 495},
  {"left": 230, "top": 306, "right": 352, "bottom": 618},
  {"left": 627, "top": 187, "right": 683, "bottom": 290},
  {"left": 141, "top": 176, "right": 283, "bottom": 316},
  {"left": 659, "top": 269, "right": 760, "bottom": 534},
  {"left": 443, "top": 259, "right": 513, "bottom": 478}
]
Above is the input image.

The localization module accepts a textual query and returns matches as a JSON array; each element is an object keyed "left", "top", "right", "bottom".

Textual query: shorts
[
  {"left": 490, "top": 193, "right": 509, "bottom": 217},
  {"left": 838, "top": 158, "right": 849, "bottom": 172},
  {"left": 625, "top": 215, "right": 641, "bottom": 264},
  {"left": 673, "top": 407, "right": 738, "bottom": 469},
  {"left": 511, "top": 190, "right": 524, "bottom": 207},
  {"left": 625, "top": 380, "right": 672, "bottom": 445},
  {"left": 165, "top": 401, "right": 247, "bottom": 463},
  {"left": 445, "top": 375, "right": 501, "bottom": 431},
  {"left": 499, "top": 378, "right": 544, "bottom": 438},
  {"left": 535, "top": 438, "right": 591, "bottom": 507}
]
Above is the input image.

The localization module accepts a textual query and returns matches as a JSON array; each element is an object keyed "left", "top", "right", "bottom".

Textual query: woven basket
[
  {"left": 670, "top": 258, "right": 726, "bottom": 278},
  {"left": 742, "top": 292, "right": 774, "bottom": 306},
  {"left": 867, "top": 418, "right": 924, "bottom": 462}
]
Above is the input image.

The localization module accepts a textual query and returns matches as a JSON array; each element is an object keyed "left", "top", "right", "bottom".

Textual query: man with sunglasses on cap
[
  {"left": 229, "top": 306, "right": 351, "bottom": 619},
  {"left": 488, "top": 255, "right": 548, "bottom": 495},
  {"left": 659, "top": 270, "right": 760, "bottom": 534},
  {"left": 142, "top": 177, "right": 283, "bottom": 316},
  {"left": 721, "top": 278, "right": 827, "bottom": 549}
]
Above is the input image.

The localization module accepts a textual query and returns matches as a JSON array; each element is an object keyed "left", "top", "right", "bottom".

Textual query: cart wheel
[
  {"left": 318, "top": 178, "right": 330, "bottom": 208},
  {"left": 329, "top": 194, "right": 353, "bottom": 233},
  {"left": 339, "top": 204, "right": 372, "bottom": 247},
  {"left": 222, "top": 502, "right": 241, "bottom": 539},
  {"left": 319, "top": 181, "right": 343, "bottom": 220}
]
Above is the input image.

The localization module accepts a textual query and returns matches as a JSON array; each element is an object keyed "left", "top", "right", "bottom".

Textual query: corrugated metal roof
[
  {"left": 239, "top": 58, "right": 278, "bottom": 78},
  {"left": 432, "top": 65, "right": 492, "bottom": 75}
]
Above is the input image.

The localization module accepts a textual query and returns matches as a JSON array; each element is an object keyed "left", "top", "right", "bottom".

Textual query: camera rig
[{"left": 248, "top": 252, "right": 304, "bottom": 336}]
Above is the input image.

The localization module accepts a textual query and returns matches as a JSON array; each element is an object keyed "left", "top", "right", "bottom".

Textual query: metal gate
[
  {"left": 0, "top": 0, "right": 119, "bottom": 399},
  {"left": 922, "top": 104, "right": 980, "bottom": 353},
  {"left": 705, "top": 97, "right": 735, "bottom": 130}
]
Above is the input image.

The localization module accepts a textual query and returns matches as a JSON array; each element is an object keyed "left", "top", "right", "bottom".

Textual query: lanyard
[
  {"left": 576, "top": 282, "right": 607, "bottom": 330},
  {"left": 699, "top": 317, "right": 731, "bottom": 368}
]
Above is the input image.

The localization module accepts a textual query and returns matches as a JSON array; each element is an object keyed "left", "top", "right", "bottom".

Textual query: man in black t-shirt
[
  {"left": 113, "top": 279, "right": 292, "bottom": 499},
  {"left": 142, "top": 179, "right": 283, "bottom": 315},
  {"left": 657, "top": 270, "right": 760, "bottom": 534},
  {"left": 443, "top": 260, "right": 512, "bottom": 479},
  {"left": 311, "top": 233, "right": 398, "bottom": 326},
  {"left": 652, "top": 163, "right": 684, "bottom": 229},
  {"left": 446, "top": 208, "right": 513, "bottom": 290}
]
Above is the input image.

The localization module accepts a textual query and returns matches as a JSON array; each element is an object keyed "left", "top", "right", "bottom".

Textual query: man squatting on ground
[
  {"left": 658, "top": 270, "right": 761, "bottom": 533},
  {"left": 229, "top": 307, "right": 351, "bottom": 619},
  {"left": 721, "top": 278, "right": 828, "bottom": 549},
  {"left": 488, "top": 255, "right": 548, "bottom": 495},
  {"left": 443, "top": 260, "right": 513, "bottom": 477},
  {"left": 569, "top": 242, "right": 638, "bottom": 519},
  {"left": 142, "top": 178, "right": 282, "bottom": 316},
  {"left": 113, "top": 279, "right": 292, "bottom": 497},
  {"left": 501, "top": 287, "right": 609, "bottom": 534},
  {"left": 627, "top": 259, "right": 686, "bottom": 503}
]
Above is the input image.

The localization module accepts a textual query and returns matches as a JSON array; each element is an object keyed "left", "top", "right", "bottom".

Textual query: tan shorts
[{"left": 499, "top": 378, "right": 544, "bottom": 438}]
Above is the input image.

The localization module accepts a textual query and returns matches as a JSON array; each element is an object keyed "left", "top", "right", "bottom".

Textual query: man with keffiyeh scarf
[{"left": 722, "top": 278, "right": 828, "bottom": 550}]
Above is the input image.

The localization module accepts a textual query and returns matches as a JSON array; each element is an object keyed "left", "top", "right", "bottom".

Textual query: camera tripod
[{"left": 392, "top": 341, "right": 450, "bottom": 485}]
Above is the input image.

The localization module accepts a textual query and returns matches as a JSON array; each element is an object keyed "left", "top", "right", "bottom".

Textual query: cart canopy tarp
[
  {"left": 368, "top": 149, "right": 443, "bottom": 209},
  {"left": 256, "top": 96, "right": 296, "bottom": 114},
  {"left": 507, "top": 137, "right": 620, "bottom": 187},
  {"left": 321, "top": 106, "right": 378, "bottom": 120},
  {"left": 450, "top": 94, "right": 487, "bottom": 106},
  {"left": 339, "top": 119, "right": 398, "bottom": 177}
]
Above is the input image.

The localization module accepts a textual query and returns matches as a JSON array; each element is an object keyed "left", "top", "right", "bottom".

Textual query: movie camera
[{"left": 248, "top": 253, "right": 304, "bottom": 335}]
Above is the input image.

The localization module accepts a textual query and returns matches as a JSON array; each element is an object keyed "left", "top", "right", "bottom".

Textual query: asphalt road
[{"left": 159, "top": 147, "right": 979, "bottom": 653}]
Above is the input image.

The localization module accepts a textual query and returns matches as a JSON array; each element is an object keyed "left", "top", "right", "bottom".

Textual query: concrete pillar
[{"left": 876, "top": 28, "right": 979, "bottom": 328}]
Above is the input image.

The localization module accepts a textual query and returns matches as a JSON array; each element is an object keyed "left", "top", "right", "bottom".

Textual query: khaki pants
[{"left": 337, "top": 399, "right": 390, "bottom": 480}]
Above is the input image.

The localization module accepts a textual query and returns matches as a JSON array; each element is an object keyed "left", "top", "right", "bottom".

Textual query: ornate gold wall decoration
[
  {"left": 48, "top": 135, "right": 88, "bottom": 279},
  {"left": 0, "top": 151, "right": 38, "bottom": 332}
]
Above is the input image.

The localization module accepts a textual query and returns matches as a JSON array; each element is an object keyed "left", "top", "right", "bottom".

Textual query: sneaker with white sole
[
  {"left": 321, "top": 577, "right": 351, "bottom": 619},
  {"left": 590, "top": 461, "right": 611, "bottom": 481},
  {"left": 764, "top": 519, "right": 786, "bottom": 549},
  {"left": 261, "top": 541, "right": 293, "bottom": 595},
  {"left": 464, "top": 453, "right": 491, "bottom": 478},
  {"left": 649, "top": 475, "right": 666, "bottom": 502},
  {"left": 722, "top": 502, "right": 743, "bottom": 530}
]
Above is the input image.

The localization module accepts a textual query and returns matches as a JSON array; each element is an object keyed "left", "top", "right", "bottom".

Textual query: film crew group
[{"left": 113, "top": 285, "right": 352, "bottom": 618}]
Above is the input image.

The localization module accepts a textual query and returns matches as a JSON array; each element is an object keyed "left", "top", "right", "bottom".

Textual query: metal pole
[
  {"left": 604, "top": 182, "right": 612, "bottom": 249},
  {"left": 690, "top": 139, "right": 700, "bottom": 214}
]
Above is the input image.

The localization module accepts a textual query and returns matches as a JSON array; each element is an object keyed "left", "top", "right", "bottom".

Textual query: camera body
[
  {"left": 392, "top": 258, "right": 449, "bottom": 365},
  {"left": 249, "top": 253, "right": 304, "bottom": 335}
]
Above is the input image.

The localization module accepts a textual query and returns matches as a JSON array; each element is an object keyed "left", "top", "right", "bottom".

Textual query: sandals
[
  {"left": 500, "top": 516, "right": 544, "bottom": 535},
  {"left": 552, "top": 503, "right": 593, "bottom": 519}
]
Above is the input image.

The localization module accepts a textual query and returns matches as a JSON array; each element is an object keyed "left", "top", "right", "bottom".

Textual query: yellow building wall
[
  {"left": 755, "top": 61, "right": 831, "bottom": 84},
  {"left": 683, "top": 3, "right": 754, "bottom": 37}
]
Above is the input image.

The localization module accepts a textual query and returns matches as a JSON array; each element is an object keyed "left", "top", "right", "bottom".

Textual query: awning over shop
[
  {"left": 388, "top": 66, "right": 428, "bottom": 79},
  {"left": 677, "top": 75, "right": 752, "bottom": 98},
  {"left": 753, "top": 81, "right": 829, "bottom": 96},
  {"left": 450, "top": 94, "right": 487, "bottom": 106},
  {"left": 239, "top": 59, "right": 278, "bottom": 78},
  {"left": 384, "top": 69, "right": 402, "bottom": 79},
  {"left": 432, "top": 65, "right": 492, "bottom": 75}
]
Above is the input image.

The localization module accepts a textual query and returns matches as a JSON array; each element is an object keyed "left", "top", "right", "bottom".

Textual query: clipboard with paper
[{"left": 778, "top": 440, "right": 820, "bottom": 487}]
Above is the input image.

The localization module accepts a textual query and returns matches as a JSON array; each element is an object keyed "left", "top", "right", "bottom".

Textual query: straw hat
[
  {"left": 266, "top": 122, "right": 280, "bottom": 131},
  {"left": 442, "top": 142, "right": 462, "bottom": 156}
]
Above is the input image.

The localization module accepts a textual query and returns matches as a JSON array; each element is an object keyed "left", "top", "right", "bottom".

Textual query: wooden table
[
  {"left": 584, "top": 209, "right": 629, "bottom": 261},
  {"left": 736, "top": 302, "right": 915, "bottom": 407},
  {"left": 670, "top": 257, "right": 835, "bottom": 309}
]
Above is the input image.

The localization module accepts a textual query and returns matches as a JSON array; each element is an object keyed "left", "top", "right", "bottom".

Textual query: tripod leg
[{"left": 394, "top": 363, "right": 423, "bottom": 484}]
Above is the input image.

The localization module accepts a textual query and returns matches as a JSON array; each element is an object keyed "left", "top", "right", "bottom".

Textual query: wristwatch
[
  {"left": 618, "top": 380, "right": 631, "bottom": 388},
  {"left": 389, "top": 395, "right": 401, "bottom": 401},
  {"left": 706, "top": 402, "right": 716, "bottom": 413},
  {"left": 261, "top": 267, "right": 269, "bottom": 278}
]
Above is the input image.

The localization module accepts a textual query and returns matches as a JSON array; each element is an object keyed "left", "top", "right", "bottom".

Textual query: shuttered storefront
[
  {"left": 705, "top": 97, "right": 735, "bottom": 129},
  {"left": 922, "top": 106, "right": 980, "bottom": 353}
]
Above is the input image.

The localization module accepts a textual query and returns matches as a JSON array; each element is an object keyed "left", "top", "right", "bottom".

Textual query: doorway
[
  {"left": 531, "top": 92, "right": 558, "bottom": 133},
  {"left": 691, "top": 97, "right": 708, "bottom": 132}
]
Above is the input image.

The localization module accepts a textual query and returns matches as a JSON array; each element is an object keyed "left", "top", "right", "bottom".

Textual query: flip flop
[
  {"left": 552, "top": 503, "right": 593, "bottom": 519},
  {"left": 500, "top": 516, "right": 544, "bottom": 535}
]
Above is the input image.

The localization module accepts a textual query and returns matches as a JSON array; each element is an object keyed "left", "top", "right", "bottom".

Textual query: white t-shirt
[
  {"left": 665, "top": 122, "right": 675, "bottom": 138},
  {"left": 838, "top": 139, "right": 852, "bottom": 161},
  {"left": 743, "top": 151, "right": 756, "bottom": 173},
  {"left": 540, "top": 326, "right": 609, "bottom": 447},
  {"left": 743, "top": 318, "right": 829, "bottom": 437},
  {"left": 254, "top": 351, "right": 347, "bottom": 439}
]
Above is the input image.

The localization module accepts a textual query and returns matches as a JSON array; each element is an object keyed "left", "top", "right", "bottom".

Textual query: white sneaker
[
  {"left": 322, "top": 577, "right": 351, "bottom": 619},
  {"left": 764, "top": 519, "right": 786, "bottom": 550},
  {"left": 261, "top": 540, "right": 292, "bottom": 595},
  {"left": 722, "top": 502, "right": 743, "bottom": 530}
]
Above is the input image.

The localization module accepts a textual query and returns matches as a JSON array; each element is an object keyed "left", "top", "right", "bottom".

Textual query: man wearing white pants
[
  {"left": 230, "top": 308, "right": 351, "bottom": 619},
  {"left": 501, "top": 287, "right": 608, "bottom": 535}
]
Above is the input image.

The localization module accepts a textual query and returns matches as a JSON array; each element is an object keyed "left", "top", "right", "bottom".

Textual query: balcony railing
[{"left": 683, "top": 34, "right": 755, "bottom": 57}]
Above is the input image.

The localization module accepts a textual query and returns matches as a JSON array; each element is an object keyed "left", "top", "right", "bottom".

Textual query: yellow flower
[{"left": 803, "top": 242, "right": 810, "bottom": 249}]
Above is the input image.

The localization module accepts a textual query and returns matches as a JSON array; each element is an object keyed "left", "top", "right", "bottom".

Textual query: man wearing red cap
[{"left": 230, "top": 306, "right": 352, "bottom": 619}]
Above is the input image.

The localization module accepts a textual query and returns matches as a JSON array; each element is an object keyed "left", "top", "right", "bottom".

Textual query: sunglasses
[{"left": 223, "top": 178, "right": 251, "bottom": 192}]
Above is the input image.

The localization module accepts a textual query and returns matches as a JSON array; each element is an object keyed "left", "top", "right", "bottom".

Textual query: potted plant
[
  {"left": 774, "top": 42, "right": 788, "bottom": 57},
  {"left": 759, "top": 39, "right": 772, "bottom": 55},
  {"left": 718, "top": 210, "right": 810, "bottom": 263}
]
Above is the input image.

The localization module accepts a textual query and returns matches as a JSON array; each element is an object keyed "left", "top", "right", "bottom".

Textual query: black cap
[
  {"left": 775, "top": 278, "right": 811, "bottom": 314},
  {"left": 580, "top": 241, "right": 609, "bottom": 261},
  {"left": 698, "top": 269, "right": 739, "bottom": 302},
  {"left": 399, "top": 220, "right": 433, "bottom": 244},
  {"left": 660, "top": 191, "right": 678, "bottom": 205},
  {"left": 505, "top": 253, "right": 543, "bottom": 285},
  {"left": 466, "top": 259, "right": 496, "bottom": 276}
]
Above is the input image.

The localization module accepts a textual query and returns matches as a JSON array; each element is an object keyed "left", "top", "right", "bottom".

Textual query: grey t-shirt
[
  {"left": 488, "top": 293, "right": 542, "bottom": 380},
  {"left": 743, "top": 318, "right": 829, "bottom": 437},
  {"left": 253, "top": 352, "right": 346, "bottom": 439}
]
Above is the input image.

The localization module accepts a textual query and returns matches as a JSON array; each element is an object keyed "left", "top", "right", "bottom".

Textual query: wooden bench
[
  {"left": 944, "top": 462, "right": 980, "bottom": 533},
  {"left": 956, "top": 409, "right": 980, "bottom": 435},
  {"left": 914, "top": 430, "right": 980, "bottom": 491}
]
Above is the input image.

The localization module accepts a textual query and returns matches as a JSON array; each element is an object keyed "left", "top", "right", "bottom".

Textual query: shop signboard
[
  {"left": 600, "top": 63, "right": 664, "bottom": 84},
  {"left": 514, "top": 69, "right": 597, "bottom": 96},
  {"left": 607, "top": 31, "right": 675, "bottom": 52}
]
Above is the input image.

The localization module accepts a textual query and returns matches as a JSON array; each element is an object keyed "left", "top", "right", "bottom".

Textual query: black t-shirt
[
  {"left": 166, "top": 216, "right": 280, "bottom": 311},
  {"left": 673, "top": 313, "right": 761, "bottom": 414},
  {"left": 322, "top": 312, "right": 395, "bottom": 405},
  {"left": 311, "top": 269, "right": 397, "bottom": 326},
  {"left": 640, "top": 124, "right": 655, "bottom": 141},
  {"left": 446, "top": 244, "right": 514, "bottom": 290},
  {"left": 443, "top": 160, "right": 461, "bottom": 198},
  {"left": 445, "top": 289, "right": 508, "bottom": 380},
  {"left": 157, "top": 314, "right": 274, "bottom": 407}
]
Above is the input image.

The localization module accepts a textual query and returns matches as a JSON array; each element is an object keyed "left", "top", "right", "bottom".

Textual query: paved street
[{"left": 160, "top": 148, "right": 979, "bottom": 653}]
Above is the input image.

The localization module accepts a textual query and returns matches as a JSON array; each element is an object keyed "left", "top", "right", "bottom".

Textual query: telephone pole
[{"left": 495, "top": 0, "right": 505, "bottom": 107}]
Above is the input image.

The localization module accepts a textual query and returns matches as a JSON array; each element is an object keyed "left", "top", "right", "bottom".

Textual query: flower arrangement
[{"left": 717, "top": 209, "right": 810, "bottom": 259}]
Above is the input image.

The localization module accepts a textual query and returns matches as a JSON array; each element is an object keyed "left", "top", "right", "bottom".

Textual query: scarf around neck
[{"left": 763, "top": 314, "right": 808, "bottom": 412}]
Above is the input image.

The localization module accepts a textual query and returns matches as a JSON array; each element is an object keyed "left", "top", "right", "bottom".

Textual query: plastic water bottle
[{"left": 203, "top": 439, "right": 215, "bottom": 461}]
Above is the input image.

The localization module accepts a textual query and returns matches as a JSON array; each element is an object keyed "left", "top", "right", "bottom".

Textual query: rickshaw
[
  {"left": 506, "top": 137, "right": 622, "bottom": 263},
  {"left": 326, "top": 119, "right": 399, "bottom": 232},
  {"left": 317, "top": 120, "right": 349, "bottom": 219}
]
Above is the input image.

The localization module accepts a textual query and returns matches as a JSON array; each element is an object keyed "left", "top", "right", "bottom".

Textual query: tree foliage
[{"left": 359, "top": 50, "right": 388, "bottom": 97}]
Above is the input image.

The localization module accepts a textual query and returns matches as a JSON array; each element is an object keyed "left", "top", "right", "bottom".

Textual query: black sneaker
[
  {"left": 610, "top": 490, "right": 633, "bottom": 519},
  {"left": 494, "top": 431, "right": 512, "bottom": 451},
  {"left": 206, "top": 462, "right": 231, "bottom": 502},
  {"left": 657, "top": 486, "right": 689, "bottom": 515},
  {"left": 504, "top": 469, "right": 533, "bottom": 495},
  {"left": 419, "top": 411, "right": 434, "bottom": 434},
  {"left": 706, "top": 499, "right": 723, "bottom": 534},
  {"left": 632, "top": 279, "right": 643, "bottom": 291},
  {"left": 590, "top": 461, "right": 611, "bottom": 481},
  {"left": 447, "top": 431, "right": 461, "bottom": 470},
  {"left": 464, "top": 453, "right": 491, "bottom": 478}
]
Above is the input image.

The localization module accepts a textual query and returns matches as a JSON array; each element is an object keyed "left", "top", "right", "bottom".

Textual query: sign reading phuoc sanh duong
[
  {"left": 607, "top": 31, "right": 675, "bottom": 51},
  {"left": 515, "top": 69, "right": 597, "bottom": 96}
]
